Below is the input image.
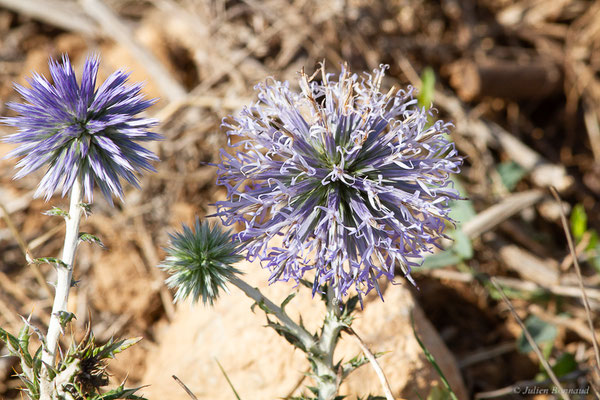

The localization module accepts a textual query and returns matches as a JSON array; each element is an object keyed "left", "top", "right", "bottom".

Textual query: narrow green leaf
[
  {"left": 33, "top": 257, "right": 68, "bottom": 269},
  {"left": 0, "top": 326, "right": 21, "bottom": 355},
  {"left": 281, "top": 293, "right": 296, "bottom": 311},
  {"left": 42, "top": 207, "right": 69, "bottom": 218},
  {"left": 411, "top": 314, "right": 459, "bottom": 400},
  {"left": 427, "top": 385, "right": 454, "bottom": 400},
  {"left": 342, "top": 295, "right": 360, "bottom": 317},
  {"left": 17, "top": 324, "right": 33, "bottom": 367},
  {"left": 215, "top": 358, "right": 242, "bottom": 400},
  {"left": 418, "top": 67, "right": 435, "bottom": 110},
  {"left": 92, "top": 384, "right": 148, "bottom": 400},
  {"left": 79, "top": 232, "right": 106, "bottom": 248},
  {"left": 570, "top": 204, "right": 587, "bottom": 242},
  {"left": 588, "top": 230, "right": 599, "bottom": 250},
  {"left": 93, "top": 337, "right": 142, "bottom": 359},
  {"left": 267, "top": 320, "right": 306, "bottom": 352}
]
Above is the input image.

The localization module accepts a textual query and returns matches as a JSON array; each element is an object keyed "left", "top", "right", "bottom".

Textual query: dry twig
[
  {"left": 0, "top": 0, "right": 99, "bottom": 36},
  {"left": 346, "top": 327, "right": 395, "bottom": 400},
  {"left": 172, "top": 375, "right": 199, "bottom": 400},
  {"left": 550, "top": 187, "right": 600, "bottom": 369},
  {"left": 79, "top": 0, "right": 187, "bottom": 102},
  {"left": 490, "top": 277, "right": 570, "bottom": 400}
]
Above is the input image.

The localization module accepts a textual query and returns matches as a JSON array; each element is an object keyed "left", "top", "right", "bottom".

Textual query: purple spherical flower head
[
  {"left": 215, "top": 64, "right": 462, "bottom": 302},
  {"left": 3, "top": 54, "right": 160, "bottom": 204}
]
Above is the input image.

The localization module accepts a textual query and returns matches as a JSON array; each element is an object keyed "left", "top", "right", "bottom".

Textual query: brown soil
[{"left": 0, "top": 1, "right": 599, "bottom": 399}]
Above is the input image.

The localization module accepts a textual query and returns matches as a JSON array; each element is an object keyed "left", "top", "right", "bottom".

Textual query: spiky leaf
[
  {"left": 43, "top": 206, "right": 69, "bottom": 218},
  {"left": 79, "top": 233, "right": 106, "bottom": 248}
]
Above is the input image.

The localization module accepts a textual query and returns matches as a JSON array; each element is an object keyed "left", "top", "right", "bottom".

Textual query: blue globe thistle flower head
[
  {"left": 3, "top": 54, "right": 161, "bottom": 204},
  {"left": 215, "top": 64, "right": 462, "bottom": 302}
]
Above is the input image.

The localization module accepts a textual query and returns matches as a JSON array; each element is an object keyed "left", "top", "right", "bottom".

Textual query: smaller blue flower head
[{"left": 3, "top": 54, "right": 161, "bottom": 204}]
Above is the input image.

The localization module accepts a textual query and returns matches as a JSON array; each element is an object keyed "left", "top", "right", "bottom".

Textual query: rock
[{"left": 142, "top": 256, "right": 468, "bottom": 399}]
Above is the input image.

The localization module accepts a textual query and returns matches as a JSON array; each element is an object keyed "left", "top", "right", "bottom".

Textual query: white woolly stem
[
  {"left": 312, "top": 285, "right": 345, "bottom": 400},
  {"left": 230, "top": 276, "right": 342, "bottom": 399},
  {"left": 42, "top": 175, "right": 84, "bottom": 367}
]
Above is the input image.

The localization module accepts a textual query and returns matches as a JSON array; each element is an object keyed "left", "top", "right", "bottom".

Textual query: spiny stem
[
  {"left": 313, "top": 285, "right": 345, "bottom": 400},
  {"left": 229, "top": 275, "right": 315, "bottom": 349},
  {"left": 42, "top": 175, "right": 84, "bottom": 367},
  {"left": 229, "top": 277, "right": 344, "bottom": 400}
]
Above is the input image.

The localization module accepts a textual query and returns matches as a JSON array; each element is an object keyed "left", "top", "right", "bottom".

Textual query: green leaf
[
  {"left": 418, "top": 67, "right": 436, "bottom": 110},
  {"left": 421, "top": 252, "right": 463, "bottom": 270},
  {"left": 448, "top": 179, "right": 475, "bottom": 224},
  {"left": 343, "top": 353, "right": 369, "bottom": 372},
  {"left": 256, "top": 299, "right": 273, "bottom": 315},
  {"left": 497, "top": 161, "right": 527, "bottom": 191},
  {"left": 427, "top": 384, "right": 454, "bottom": 400},
  {"left": 33, "top": 257, "right": 68, "bottom": 269},
  {"left": 586, "top": 231, "right": 600, "bottom": 273},
  {"left": 281, "top": 293, "right": 296, "bottom": 311},
  {"left": 93, "top": 337, "right": 142, "bottom": 360},
  {"left": 17, "top": 324, "right": 33, "bottom": 367},
  {"left": 342, "top": 295, "right": 360, "bottom": 317},
  {"left": 43, "top": 207, "right": 69, "bottom": 218},
  {"left": 79, "top": 232, "right": 106, "bottom": 249},
  {"left": 80, "top": 202, "right": 92, "bottom": 217},
  {"left": 516, "top": 316, "right": 557, "bottom": 353},
  {"left": 266, "top": 319, "right": 306, "bottom": 352},
  {"left": 0, "top": 327, "right": 21, "bottom": 355},
  {"left": 552, "top": 352, "right": 577, "bottom": 377},
  {"left": 450, "top": 230, "right": 473, "bottom": 260},
  {"left": 55, "top": 311, "right": 76, "bottom": 329},
  {"left": 91, "top": 384, "right": 147, "bottom": 400},
  {"left": 587, "top": 230, "right": 599, "bottom": 250},
  {"left": 570, "top": 204, "right": 588, "bottom": 242}
]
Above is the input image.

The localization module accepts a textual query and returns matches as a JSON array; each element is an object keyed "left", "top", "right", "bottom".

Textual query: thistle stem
[
  {"left": 229, "top": 277, "right": 346, "bottom": 400},
  {"left": 42, "top": 175, "right": 84, "bottom": 366},
  {"left": 312, "top": 286, "right": 345, "bottom": 400},
  {"left": 229, "top": 276, "right": 315, "bottom": 349}
]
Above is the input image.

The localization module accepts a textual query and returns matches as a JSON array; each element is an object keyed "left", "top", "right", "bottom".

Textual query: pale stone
[{"left": 142, "top": 256, "right": 467, "bottom": 399}]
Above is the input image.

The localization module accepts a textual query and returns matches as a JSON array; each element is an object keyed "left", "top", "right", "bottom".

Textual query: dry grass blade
[
  {"left": 79, "top": 0, "right": 187, "bottom": 102},
  {"left": 172, "top": 375, "right": 199, "bottom": 400},
  {"left": 346, "top": 327, "right": 395, "bottom": 400},
  {"left": 490, "top": 277, "right": 571, "bottom": 400},
  {"left": 0, "top": 0, "right": 99, "bottom": 36},
  {"left": 397, "top": 54, "right": 572, "bottom": 192},
  {"left": 133, "top": 215, "right": 175, "bottom": 321},
  {"left": 283, "top": 368, "right": 309, "bottom": 399},
  {"left": 583, "top": 101, "right": 600, "bottom": 162},
  {"left": 550, "top": 186, "right": 600, "bottom": 369},
  {"left": 461, "top": 190, "right": 544, "bottom": 239},
  {"left": 427, "top": 269, "right": 600, "bottom": 304}
]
